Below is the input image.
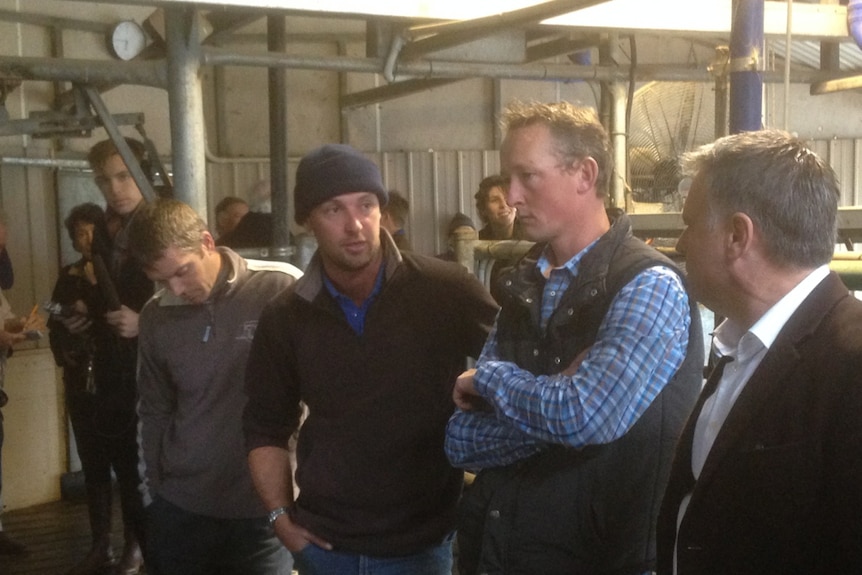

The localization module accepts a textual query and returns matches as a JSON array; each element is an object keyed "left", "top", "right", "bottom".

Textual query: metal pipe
[
  {"left": 783, "top": 0, "right": 793, "bottom": 130},
  {"left": 201, "top": 46, "right": 834, "bottom": 85},
  {"left": 0, "top": 56, "right": 167, "bottom": 88},
  {"left": 713, "top": 46, "right": 730, "bottom": 138},
  {"left": 607, "top": 35, "right": 627, "bottom": 210},
  {"left": 729, "top": 0, "right": 764, "bottom": 133},
  {"left": 0, "top": 50, "right": 832, "bottom": 92},
  {"left": 267, "top": 14, "right": 291, "bottom": 256},
  {"left": 165, "top": 6, "right": 207, "bottom": 216},
  {"left": 0, "top": 156, "right": 88, "bottom": 169},
  {"left": 0, "top": 9, "right": 109, "bottom": 34}
]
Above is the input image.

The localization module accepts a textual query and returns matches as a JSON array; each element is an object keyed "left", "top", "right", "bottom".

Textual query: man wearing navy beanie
[
  {"left": 244, "top": 144, "right": 499, "bottom": 574},
  {"left": 292, "top": 144, "right": 389, "bottom": 225}
]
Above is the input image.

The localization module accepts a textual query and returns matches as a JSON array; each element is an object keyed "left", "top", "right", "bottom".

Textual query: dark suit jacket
[{"left": 657, "top": 271, "right": 862, "bottom": 575}]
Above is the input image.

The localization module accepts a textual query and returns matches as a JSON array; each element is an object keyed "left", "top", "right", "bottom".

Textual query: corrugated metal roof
[{"left": 770, "top": 39, "right": 862, "bottom": 73}]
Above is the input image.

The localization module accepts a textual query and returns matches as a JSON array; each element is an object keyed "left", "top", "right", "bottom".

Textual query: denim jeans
[
  {"left": 292, "top": 533, "right": 454, "bottom": 575},
  {"left": 144, "top": 495, "right": 293, "bottom": 575}
]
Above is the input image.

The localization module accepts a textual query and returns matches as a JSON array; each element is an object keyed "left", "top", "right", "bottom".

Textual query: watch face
[{"left": 110, "top": 20, "right": 146, "bottom": 61}]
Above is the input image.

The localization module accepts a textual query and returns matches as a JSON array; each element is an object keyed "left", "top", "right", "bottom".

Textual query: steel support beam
[
  {"left": 267, "top": 14, "right": 291, "bottom": 258},
  {"left": 165, "top": 5, "right": 207, "bottom": 215}
]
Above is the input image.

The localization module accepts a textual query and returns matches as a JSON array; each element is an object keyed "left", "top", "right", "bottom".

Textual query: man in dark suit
[{"left": 658, "top": 129, "right": 862, "bottom": 574}]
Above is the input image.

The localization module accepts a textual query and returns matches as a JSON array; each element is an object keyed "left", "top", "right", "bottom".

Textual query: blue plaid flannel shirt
[{"left": 445, "top": 244, "right": 691, "bottom": 470}]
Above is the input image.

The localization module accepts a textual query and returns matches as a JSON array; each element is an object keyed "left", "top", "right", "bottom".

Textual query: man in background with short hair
[
  {"left": 446, "top": 101, "right": 702, "bottom": 575},
  {"left": 129, "top": 198, "right": 300, "bottom": 575},
  {"left": 58, "top": 137, "right": 154, "bottom": 574},
  {"left": 658, "top": 129, "right": 862, "bottom": 574},
  {"left": 243, "top": 143, "right": 498, "bottom": 575}
]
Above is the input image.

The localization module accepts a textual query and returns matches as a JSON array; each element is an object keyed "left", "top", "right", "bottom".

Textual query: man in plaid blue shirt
[{"left": 445, "top": 101, "right": 703, "bottom": 575}]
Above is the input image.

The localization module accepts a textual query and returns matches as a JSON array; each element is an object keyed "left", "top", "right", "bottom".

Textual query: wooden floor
[{"left": 0, "top": 494, "right": 129, "bottom": 575}]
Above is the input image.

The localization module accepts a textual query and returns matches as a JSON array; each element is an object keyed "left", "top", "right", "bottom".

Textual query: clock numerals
[{"left": 108, "top": 20, "right": 147, "bottom": 61}]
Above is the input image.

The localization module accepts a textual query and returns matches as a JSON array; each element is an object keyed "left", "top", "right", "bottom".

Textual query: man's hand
[
  {"left": 105, "top": 306, "right": 139, "bottom": 338},
  {"left": 272, "top": 512, "right": 332, "bottom": 553},
  {"left": 0, "top": 330, "right": 26, "bottom": 349},
  {"left": 60, "top": 300, "right": 92, "bottom": 335},
  {"left": 3, "top": 316, "right": 24, "bottom": 334},
  {"left": 453, "top": 368, "right": 492, "bottom": 412},
  {"left": 560, "top": 346, "right": 592, "bottom": 377}
]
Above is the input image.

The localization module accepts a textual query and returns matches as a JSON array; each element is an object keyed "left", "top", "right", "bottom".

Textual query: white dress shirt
[{"left": 673, "top": 264, "right": 830, "bottom": 574}]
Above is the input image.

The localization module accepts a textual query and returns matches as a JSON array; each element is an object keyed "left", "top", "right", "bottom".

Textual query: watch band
[{"left": 267, "top": 506, "right": 290, "bottom": 526}]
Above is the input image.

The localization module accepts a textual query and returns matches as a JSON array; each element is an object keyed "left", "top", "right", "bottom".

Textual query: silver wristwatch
[{"left": 267, "top": 506, "right": 290, "bottom": 526}]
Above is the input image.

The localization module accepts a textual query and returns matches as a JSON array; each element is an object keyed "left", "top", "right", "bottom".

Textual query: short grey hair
[{"left": 681, "top": 129, "right": 839, "bottom": 268}]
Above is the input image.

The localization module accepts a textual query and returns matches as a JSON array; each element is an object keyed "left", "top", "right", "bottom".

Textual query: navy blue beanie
[{"left": 294, "top": 144, "right": 388, "bottom": 224}]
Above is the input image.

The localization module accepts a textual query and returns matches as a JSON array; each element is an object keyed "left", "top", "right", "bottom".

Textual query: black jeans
[
  {"left": 144, "top": 496, "right": 293, "bottom": 575},
  {"left": 67, "top": 386, "right": 143, "bottom": 525}
]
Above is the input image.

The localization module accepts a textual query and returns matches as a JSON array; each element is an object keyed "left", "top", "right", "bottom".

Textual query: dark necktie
[
  {"left": 702, "top": 354, "right": 734, "bottom": 399},
  {"left": 680, "top": 354, "right": 735, "bottom": 494}
]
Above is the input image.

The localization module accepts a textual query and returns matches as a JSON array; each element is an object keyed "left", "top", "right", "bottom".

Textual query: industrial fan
[{"left": 628, "top": 81, "right": 716, "bottom": 212}]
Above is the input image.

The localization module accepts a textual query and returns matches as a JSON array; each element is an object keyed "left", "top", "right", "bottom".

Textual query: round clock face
[{"left": 110, "top": 20, "right": 147, "bottom": 61}]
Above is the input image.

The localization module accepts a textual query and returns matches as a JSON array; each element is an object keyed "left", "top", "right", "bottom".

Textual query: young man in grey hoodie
[{"left": 128, "top": 198, "right": 302, "bottom": 575}]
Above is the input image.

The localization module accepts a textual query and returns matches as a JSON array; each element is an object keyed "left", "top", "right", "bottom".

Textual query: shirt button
[
  {"left": 549, "top": 290, "right": 556, "bottom": 297},
  {"left": 567, "top": 308, "right": 574, "bottom": 316},
  {"left": 589, "top": 288, "right": 598, "bottom": 297},
  {"left": 554, "top": 357, "right": 561, "bottom": 364},
  {"left": 489, "top": 509, "right": 501, "bottom": 519},
  {"left": 533, "top": 349, "right": 540, "bottom": 356},
  {"left": 525, "top": 297, "right": 533, "bottom": 304}
]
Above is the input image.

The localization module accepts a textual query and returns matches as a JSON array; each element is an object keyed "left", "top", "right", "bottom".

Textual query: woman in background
[{"left": 48, "top": 203, "right": 117, "bottom": 575}]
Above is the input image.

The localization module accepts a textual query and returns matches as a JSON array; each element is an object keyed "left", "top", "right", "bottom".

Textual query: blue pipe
[
  {"left": 729, "top": 0, "right": 764, "bottom": 134},
  {"left": 850, "top": 0, "right": 862, "bottom": 50}
]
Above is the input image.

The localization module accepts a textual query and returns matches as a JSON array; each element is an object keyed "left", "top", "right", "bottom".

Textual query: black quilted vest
[{"left": 458, "top": 211, "right": 703, "bottom": 575}]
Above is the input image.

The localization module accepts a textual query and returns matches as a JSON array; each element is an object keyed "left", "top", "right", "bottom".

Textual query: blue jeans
[
  {"left": 293, "top": 533, "right": 454, "bottom": 575},
  {"left": 144, "top": 495, "right": 293, "bottom": 575}
]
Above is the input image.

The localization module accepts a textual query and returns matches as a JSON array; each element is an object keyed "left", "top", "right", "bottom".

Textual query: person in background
[
  {"left": 59, "top": 137, "right": 153, "bottom": 575},
  {"left": 0, "top": 213, "right": 35, "bottom": 557},
  {"left": 129, "top": 199, "right": 300, "bottom": 575},
  {"left": 475, "top": 175, "right": 521, "bottom": 241},
  {"left": 243, "top": 143, "right": 498, "bottom": 575},
  {"left": 380, "top": 190, "right": 411, "bottom": 250},
  {"left": 474, "top": 175, "right": 525, "bottom": 302},
  {"left": 436, "top": 212, "right": 476, "bottom": 262},
  {"left": 215, "top": 188, "right": 279, "bottom": 250},
  {"left": 446, "top": 101, "right": 703, "bottom": 575},
  {"left": 214, "top": 196, "right": 249, "bottom": 239},
  {"left": 657, "top": 129, "right": 862, "bottom": 574},
  {"left": 48, "top": 203, "right": 121, "bottom": 574},
  {"left": 249, "top": 179, "right": 272, "bottom": 214}
]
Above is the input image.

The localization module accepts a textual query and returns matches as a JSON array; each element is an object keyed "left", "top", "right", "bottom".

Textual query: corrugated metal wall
[
  {"left": 810, "top": 139, "right": 862, "bottom": 207},
  {"left": 206, "top": 149, "right": 501, "bottom": 257},
  {"left": 205, "top": 138, "right": 862, "bottom": 258}
]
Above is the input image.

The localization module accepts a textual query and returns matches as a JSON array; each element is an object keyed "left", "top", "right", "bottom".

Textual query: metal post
[
  {"left": 729, "top": 0, "right": 764, "bottom": 134},
  {"left": 606, "top": 33, "right": 627, "bottom": 209},
  {"left": 267, "top": 14, "right": 291, "bottom": 258},
  {"left": 165, "top": 6, "right": 207, "bottom": 216},
  {"left": 713, "top": 46, "right": 730, "bottom": 139}
]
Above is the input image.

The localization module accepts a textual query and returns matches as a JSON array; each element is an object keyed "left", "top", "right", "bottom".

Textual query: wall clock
[{"left": 108, "top": 20, "right": 147, "bottom": 61}]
